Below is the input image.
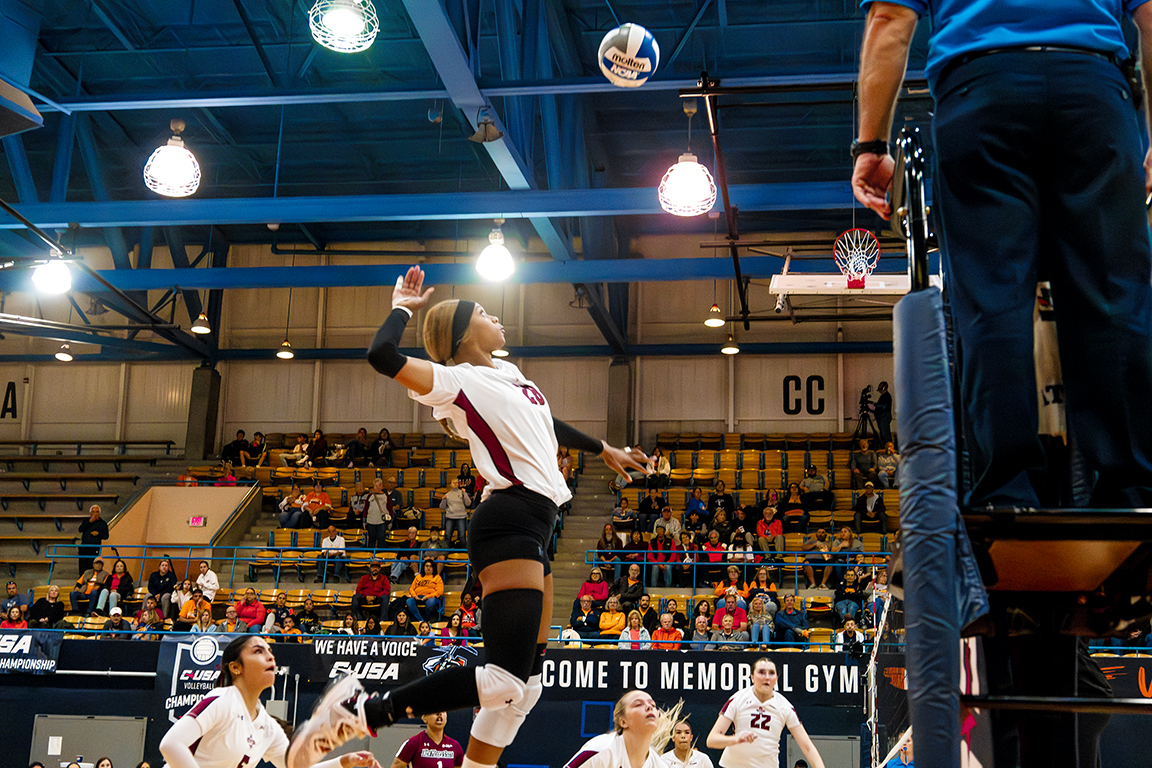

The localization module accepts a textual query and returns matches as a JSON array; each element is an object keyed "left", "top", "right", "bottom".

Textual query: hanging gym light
[
  {"left": 190, "top": 312, "right": 211, "bottom": 334},
  {"left": 277, "top": 283, "right": 295, "bottom": 359},
  {"left": 276, "top": 339, "right": 295, "bottom": 360},
  {"left": 143, "top": 119, "right": 201, "bottom": 197},
  {"left": 309, "top": 0, "right": 379, "bottom": 53},
  {"left": 31, "top": 259, "right": 71, "bottom": 294},
  {"left": 54, "top": 343, "right": 73, "bottom": 362},
  {"left": 659, "top": 153, "right": 716, "bottom": 216},
  {"left": 721, "top": 334, "right": 740, "bottom": 355},
  {"left": 704, "top": 303, "right": 725, "bottom": 327},
  {"left": 476, "top": 219, "right": 515, "bottom": 281}
]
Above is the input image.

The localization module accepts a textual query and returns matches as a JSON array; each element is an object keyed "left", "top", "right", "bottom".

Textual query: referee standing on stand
[{"left": 851, "top": 2, "right": 1152, "bottom": 767}]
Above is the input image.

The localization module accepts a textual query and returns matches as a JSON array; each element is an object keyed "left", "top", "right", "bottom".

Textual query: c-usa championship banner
[{"left": 0, "top": 629, "right": 62, "bottom": 674}]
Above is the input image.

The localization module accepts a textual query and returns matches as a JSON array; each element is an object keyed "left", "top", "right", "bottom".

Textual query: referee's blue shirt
[{"left": 861, "top": 0, "right": 1151, "bottom": 88}]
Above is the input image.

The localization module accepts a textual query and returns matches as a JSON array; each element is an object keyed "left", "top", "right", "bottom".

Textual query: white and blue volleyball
[{"left": 597, "top": 23, "right": 660, "bottom": 88}]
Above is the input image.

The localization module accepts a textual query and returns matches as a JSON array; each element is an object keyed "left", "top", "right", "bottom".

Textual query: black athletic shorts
[{"left": 467, "top": 486, "right": 558, "bottom": 576}]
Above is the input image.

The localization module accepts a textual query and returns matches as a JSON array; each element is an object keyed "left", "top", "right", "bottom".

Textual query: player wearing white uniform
[
  {"left": 707, "top": 658, "right": 825, "bottom": 768},
  {"left": 662, "top": 720, "right": 714, "bottom": 768},
  {"left": 160, "top": 635, "right": 378, "bottom": 768},
  {"left": 564, "top": 691, "right": 676, "bottom": 768},
  {"left": 289, "top": 268, "right": 649, "bottom": 768}
]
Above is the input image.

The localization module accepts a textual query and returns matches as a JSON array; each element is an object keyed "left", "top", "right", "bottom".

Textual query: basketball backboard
[{"left": 769, "top": 273, "right": 942, "bottom": 295}]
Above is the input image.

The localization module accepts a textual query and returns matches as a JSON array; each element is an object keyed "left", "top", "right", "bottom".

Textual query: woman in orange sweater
[
  {"left": 406, "top": 559, "right": 444, "bottom": 622},
  {"left": 598, "top": 595, "right": 626, "bottom": 638},
  {"left": 713, "top": 564, "right": 750, "bottom": 609}
]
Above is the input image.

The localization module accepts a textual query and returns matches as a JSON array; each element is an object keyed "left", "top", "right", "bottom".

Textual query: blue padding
[{"left": 893, "top": 288, "right": 988, "bottom": 768}]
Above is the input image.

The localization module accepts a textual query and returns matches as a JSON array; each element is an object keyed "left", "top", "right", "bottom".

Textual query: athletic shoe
[{"left": 286, "top": 674, "right": 374, "bottom": 768}]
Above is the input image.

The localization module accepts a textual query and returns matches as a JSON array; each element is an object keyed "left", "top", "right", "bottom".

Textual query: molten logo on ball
[{"left": 598, "top": 23, "right": 660, "bottom": 88}]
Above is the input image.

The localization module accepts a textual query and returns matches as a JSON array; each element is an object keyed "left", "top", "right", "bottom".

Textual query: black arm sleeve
[
  {"left": 366, "top": 308, "right": 412, "bottom": 378},
  {"left": 553, "top": 418, "right": 603, "bottom": 455}
]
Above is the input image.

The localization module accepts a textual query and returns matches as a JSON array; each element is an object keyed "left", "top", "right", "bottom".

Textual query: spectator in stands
[
  {"left": 578, "top": 567, "right": 610, "bottom": 609},
  {"left": 174, "top": 587, "right": 210, "bottom": 631},
  {"left": 296, "top": 597, "right": 321, "bottom": 635},
  {"left": 438, "top": 612, "right": 471, "bottom": 646},
  {"left": 558, "top": 447, "right": 575, "bottom": 488},
  {"left": 212, "top": 605, "right": 248, "bottom": 634},
  {"left": 318, "top": 526, "right": 348, "bottom": 583},
  {"left": 0, "top": 604, "right": 26, "bottom": 629},
  {"left": 617, "top": 610, "right": 652, "bottom": 650},
  {"left": 571, "top": 594, "right": 601, "bottom": 639},
  {"left": 747, "top": 596, "right": 774, "bottom": 651},
  {"left": 756, "top": 511, "right": 784, "bottom": 555},
  {"left": 853, "top": 482, "right": 888, "bottom": 534},
  {"left": 240, "top": 432, "right": 268, "bottom": 467},
  {"left": 636, "top": 594, "right": 660, "bottom": 634},
  {"left": 455, "top": 592, "right": 480, "bottom": 633},
  {"left": 221, "top": 429, "right": 248, "bottom": 466},
  {"left": 301, "top": 482, "right": 334, "bottom": 530},
  {"left": 264, "top": 591, "right": 294, "bottom": 634},
  {"left": 651, "top": 613, "right": 682, "bottom": 650},
  {"left": 775, "top": 594, "right": 809, "bottom": 645},
  {"left": 189, "top": 606, "right": 215, "bottom": 634},
  {"left": 171, "top": 579, "right": 194, "bottom": 619},
  {"left": 802, "top": 529, "right": 834, "bottom": 590},
  {"left": 664, "top": 598, "right": 689, "bottom": 633},
  {"left": 647, "top": 525, "right": 676, "bottom": 588},
  {"left": 702, "top": 529, "right": 727, "bottom": 584},
  {"left": 611, "top": 563, "right": 645, "bottom": 613},
  {"left": 454, "top": 464, "right": 479, "bottom": 511},
  {"left": 195, "top": 560, "right": 219, "bottom": 602},
  {"left": 99, "top": 559, "right": 135, "bottom": 615},
  {"left": 369, "top": 428, "right": 394, "bottom": 467},
  {"left": 865, "top": 570, "right": 889, "bottom": 626},
  {"left": 77, "top": 504, "right": 108, "bottom": 576},
  {"left": 714, "top": 565, "right": 749, "bottom": 610},
  {"left": 599, "top": 595, "right": 626, "bottom": 638},
  {"left": 423, "top": 526, "right": 447, "bottom": 576},
  {"left": 383, "top": 477, "right": 408, "bottom": 526},
  {"left": 745, "top": 566, "right": 779, "bottom": 612},
  {"left": 1, "top": 581, "right": 28, "bottom": 619},
  {"left": 440, "top": 478, "right": 471, "bottom": 548},
  {"left": 621, "top": 528, "right": 647, "bottom": 570},
  {"left": 876, "top": 442, "right": 900, "bottom": 489},
  {"left": 849, "top": 438, "right": 880, "bottom": 489},
  {"left": 708, "top": 481, "right": 736, "bottom": 519},
  {"left": 28, "top": 584, "right": 64, "bottom": 628},
  {"left": 613, "top": 496, "right": 637, "bottom": 531},
  {"left": 709, "top": 509, "right": 734, "bottom": 545},
  {"left": 385, "top": 608, "right": 417, "bottom": 637},
  {"left": 416, "top": 620, "right": 435, "bottom": 646},
  {"left": 689, "top": 615, "right": 712, "bottom": 651},
  {"left": 280, "top": 614, "right": 303, "bottom": 642},
  {"left": 342, "top": 427, "right": 371, "bottom": 467},
  {"left": 336, "top": 613, "right": 358, "bottom": 635},
  {"left": 713, "top": 594, "right": 748, "bottom": 633},
  {"left": 362, "top": 615, "right": 381, "bottom": 636},
  {"left": 391, "top": 527, "right": 422, "bottom": 581},
  {"left": 709, "top": 613, "right": 749, "bottom": 651},
  {"left": 305, "top": 429, "right": 328, "bottom": 467},
  {"left": 102, "top": 607, "right": 132, "bottom": 637},
  {"left": 280, "top": 434, "right": 310, "bottom": 467},
  {"left": 653, "top": 506, "right": 681, "bottom": 540},
  {"left": 727, "top": 532, "right": 756, "bottom": 581},
  {"left": 647, "top": 447, "right": 671, "bottom": 489},
  {"left": 833, "top": 570, "right": 864, "bottom": 625},
  {"left": 638, "top": 489, "right": 664, "bottom": 532},
  {"left": 673, "top": 531, "right": 699, "bottom": 588},
  {"left": 693, "top": 598, "right": 714, "bottom": 626},
  {"left": 686, "top": 487, "right": 707, "bottom": 520},
  {"left": 829, "top": 526, "right": 862, "bottom": 587},
  {"left": 835, "top": 618, "right": 866, "bottom": 654},
  {"left": 277, "top": 484, "right": 308, "bottom": 528},
  {"left": 683, "top": 509, "right": 706, "bottom": 544},
  {"left": 233, "top": 588, "right": 266, "bottom": 632},
  {"left": 71, "top": 558, "right": 110, "bottom": 615},
  {"left": 147, "top": 559, "right": 177, "bottom": 619},
  {"left": 133, "top": 595, "right": 165, "bottom": 639},
  {"left": 406, "top": 559, "right": 444, "bottom": 622},
  {"left": 778, "top": 484, "right": 809, "bottom": 533},
  {"left": 362, "top": 478, "right": 393, "bottom": 548},
  {"left": 595, "top": 523, "right": 622, "bottom": 581},
  {"left": 352, "top": 561, "right": 390, "bottom": 620},
  {"left": 800, "top": 465, "right": 834, "bottom": 510}
]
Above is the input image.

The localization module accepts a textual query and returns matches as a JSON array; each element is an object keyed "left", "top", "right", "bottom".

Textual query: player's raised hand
[
  {"left": 600, "top": 444, "right": 652, "bottom": 485},
  {"left": 338, "top": 751, "right": 382, "bottom": 768},
  {"left": 392, "top": 266, "right": 435, "bottom": 313}
]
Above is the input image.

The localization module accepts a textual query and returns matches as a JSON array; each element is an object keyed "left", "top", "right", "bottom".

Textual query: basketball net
[{"left": 833, "top": 228, "right": 881, "bottom": 288}]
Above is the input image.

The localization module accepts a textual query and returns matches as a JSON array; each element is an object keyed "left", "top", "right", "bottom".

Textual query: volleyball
[{"left": 597, "top": 23, "right": 660, "bottom": 88}]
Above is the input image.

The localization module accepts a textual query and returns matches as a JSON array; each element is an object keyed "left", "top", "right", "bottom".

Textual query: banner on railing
[{"left": 0, "top": 629, "right": 63, "bottom": 674}]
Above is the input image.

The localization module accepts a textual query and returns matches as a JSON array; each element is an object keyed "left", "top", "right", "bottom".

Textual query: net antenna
[{"left": 833, "top": 228, "right": 881, "bottom": 289}]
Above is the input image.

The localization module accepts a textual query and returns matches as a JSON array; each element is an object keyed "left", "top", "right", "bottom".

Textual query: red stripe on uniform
[
  {"left": 565, "top": 750, "right": 599, "bottom": 768},
  {"left": 454, "top": 390, "right": 522, "bottom": 486},
  {"left": 720, "top": 696, "right": 734, "bottom": 715},
  {"left": 187, "top": 692, "right": 219, "bottom": 719}
]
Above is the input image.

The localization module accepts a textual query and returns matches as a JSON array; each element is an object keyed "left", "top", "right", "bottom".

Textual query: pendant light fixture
[
  {"left": 190, "top": 312, "right": 211, "bottom": 334},
  {"left": 309, "top": 0, "right": 379, "bottom": 53},
  {"left": 658, "top": 99, "right": 716, "bottom": 217},
  {"left": 31, "top": 258, "right": 72, "bottom": 294},
  {"left": 277, "top": 280, "right": 295, "bottom": 359},
  {"left": 476, "top": 219, "right": 515, "bottom": 281},
  {"left": 721, "top": 333, "right": 740, "bottom": 355},
  {"left": 54, "top": 343, "right": 73, "bottom": 362},
  {"left": 143, "top": 119, "right": 201, "bottom": 197},
  {"left": 703, "top": 280, "right": 725, "bottom": 327}
]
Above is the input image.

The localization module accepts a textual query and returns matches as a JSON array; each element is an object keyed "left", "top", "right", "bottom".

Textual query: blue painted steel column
[
  {"left": 2, "top": 134, "right": 38, "bottom": 203},
  {"left": 494, "top": 0, "right": 529, "bottom": 160},
  {"left": 49, "top": 113, "right": 75, "bottom": 203}
]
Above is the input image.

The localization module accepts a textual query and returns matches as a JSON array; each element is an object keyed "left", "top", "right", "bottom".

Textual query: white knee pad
[
  {"left": 473, "top": 663, "right": 528, "bottom": 711},
  {"left": 471, "top": 674, "right": 542, "bottom": 748}
]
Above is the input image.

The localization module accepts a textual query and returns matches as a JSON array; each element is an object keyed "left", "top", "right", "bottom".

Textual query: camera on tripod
[{"left": 859, "top": 385, "right": 873, "bottom": 416}]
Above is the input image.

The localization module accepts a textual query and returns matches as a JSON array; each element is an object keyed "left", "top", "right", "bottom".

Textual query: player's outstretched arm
[
  {"left": 367, "top": 266, "right": 435, "bottom": 396},
  {"left": 788, "top": 723, "right": 826, "bottom": 768},
  {"left": 552, "top": 418, "right": 652, "bottom": 484}
]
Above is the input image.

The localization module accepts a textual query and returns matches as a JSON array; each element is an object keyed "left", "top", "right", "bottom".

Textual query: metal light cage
[
  {"left": 143, "top": 136, "right": 201, "bottom": 198},
  {"left": 309, "top": 0, "right": 379, "bottom": 53},
  {"left": 658, "top": 153, "right": 717, "bottom": 217}
]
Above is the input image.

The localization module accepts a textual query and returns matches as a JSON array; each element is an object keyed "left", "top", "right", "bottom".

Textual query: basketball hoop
[{"left": 833, "top": 228, "right": 881, "bottom": 288}]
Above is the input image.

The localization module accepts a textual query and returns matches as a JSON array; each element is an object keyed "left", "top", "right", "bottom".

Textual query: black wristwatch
[{"left": 850, "top": 139, "right": 889, "bottom": 163}]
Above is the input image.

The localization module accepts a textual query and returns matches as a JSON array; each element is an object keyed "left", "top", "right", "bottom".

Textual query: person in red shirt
[
  {"left": 233, "top": 587, "right": 267, "bottom": 633},
  {"left": 712, "top": 594, "right": 748, "bottom": 634},
  {"left": 650, "top": 612, "right": 683, "bottom": 650},
  {"left": 352, "top": 560, "right": 390, "bottom": 620}
]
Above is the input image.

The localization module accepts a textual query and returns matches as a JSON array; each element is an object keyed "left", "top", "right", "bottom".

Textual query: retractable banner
[{"left": 0, "top": 629, "right": 62, "bottom": 674}]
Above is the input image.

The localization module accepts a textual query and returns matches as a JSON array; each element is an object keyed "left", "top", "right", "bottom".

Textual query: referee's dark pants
[{"left": 933, "top": 49, "right": 1152, "bottom": 510}]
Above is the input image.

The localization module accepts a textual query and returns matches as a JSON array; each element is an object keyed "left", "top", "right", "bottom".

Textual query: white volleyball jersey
[
  {"left": 167, "top": 686, "right": 288, "bottom": 768},
  {"left": 564, "top": 732, "right": 669, "bottom": 768},
  {"left": 717, "top": 687, "right": 801, "bottom": 768},
  {"left": 663, "top": 748, "right": 715, "bottom": 768},
  {"left": 411, "top": 359, "right": 572, "bottom": 507}
]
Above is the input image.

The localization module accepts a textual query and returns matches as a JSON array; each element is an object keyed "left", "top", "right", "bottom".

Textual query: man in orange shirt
[
  {"left": 302, "top": 482, "right": 333, "bottom": 529},
  {"left": 173, "top": 587, "right": 212, "bottom": 631},
  {"left": 651, "top": 612, "right": 683, "bottom": 650}
]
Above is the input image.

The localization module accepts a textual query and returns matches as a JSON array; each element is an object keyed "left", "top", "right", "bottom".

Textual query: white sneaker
[{"left": 287, "top": 674, "right": 374, "bottom": 768}]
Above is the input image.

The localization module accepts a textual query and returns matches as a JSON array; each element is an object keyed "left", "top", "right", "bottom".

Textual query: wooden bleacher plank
[
  {"left": 0, "top": 492, "right": 119, "bottom": 511},
  {"left": 0, "top": 473, "right": 138, "bottom": 492},
  {"left": 0, "top": 455, "right": 158, "bottom": 472}
]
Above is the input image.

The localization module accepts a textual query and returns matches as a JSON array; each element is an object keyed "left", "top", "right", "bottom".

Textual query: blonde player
[
  {"left": 159, "top": 635, "right": 379, "bottom": 768},
  {"left": 663, "top": 719, "right": 714, "bottom": 768},
  {"left": 563, "top": 691, "right": 680, "bottom": 768},
  {"left": 707, "top": 657, "right": 825, "bottom": 768}
]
